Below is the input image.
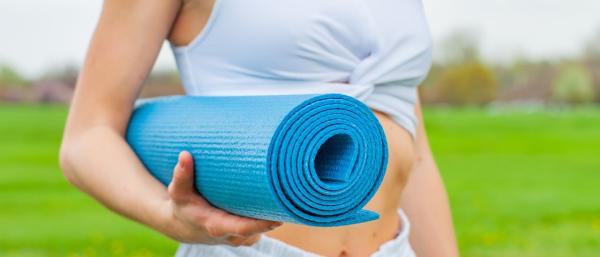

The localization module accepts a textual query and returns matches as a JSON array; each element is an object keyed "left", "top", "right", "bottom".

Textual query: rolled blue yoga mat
[{"left": 126, "top": 94, "right": 388, "bottom": 226}]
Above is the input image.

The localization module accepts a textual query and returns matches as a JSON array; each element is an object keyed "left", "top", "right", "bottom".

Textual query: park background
[{"left": 1, "top": 0, "right": 599, "bottom": 256}]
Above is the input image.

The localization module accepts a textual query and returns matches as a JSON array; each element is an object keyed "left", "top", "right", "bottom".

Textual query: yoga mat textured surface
[{"left": 126, "top": 94, "right": 388, "bottom": 226}]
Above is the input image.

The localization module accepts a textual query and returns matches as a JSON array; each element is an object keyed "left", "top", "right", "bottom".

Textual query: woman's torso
[{"left": 168, "top": 0, "right": 431, "bottom": 256}]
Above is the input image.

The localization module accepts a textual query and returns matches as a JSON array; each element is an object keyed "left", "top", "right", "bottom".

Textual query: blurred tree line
[
  {"left": 0, "top": 65, "right": 183, "bottom": 103},
  {"left": 2, "top": 27, "right": 600, "bottom": 106},
  {"left": 420, "top": 28, "right": 600, "bottom": 106}
]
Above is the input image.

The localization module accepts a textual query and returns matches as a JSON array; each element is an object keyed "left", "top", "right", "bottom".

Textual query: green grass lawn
[{"left": 0, "top": 104, "right": 599, "bottom": 257}]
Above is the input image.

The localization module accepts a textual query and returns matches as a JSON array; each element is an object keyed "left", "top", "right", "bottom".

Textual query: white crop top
[{"left": 171, "top": 0, "right": 433, "bottom": 137}]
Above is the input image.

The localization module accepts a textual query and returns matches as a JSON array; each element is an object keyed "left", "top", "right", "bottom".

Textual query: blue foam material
[{"left": 126, "top": 94, "right": 388, "bottom": 226}]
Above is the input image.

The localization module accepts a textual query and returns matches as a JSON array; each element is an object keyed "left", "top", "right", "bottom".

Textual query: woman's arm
[
  {"left": 401, "top": 101, "right": 460, "bottom": 257},
  {"left": 59, "top": 0, "right": 279, "bottom": 246}
]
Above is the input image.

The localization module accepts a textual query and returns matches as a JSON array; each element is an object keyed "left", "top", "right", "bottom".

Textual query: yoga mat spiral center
[
  {"left": 314, "top": 134, "right": 355, "bottom": 184},
  {"left": 126, "top": 94, "right": 388, "bottom": 227}
]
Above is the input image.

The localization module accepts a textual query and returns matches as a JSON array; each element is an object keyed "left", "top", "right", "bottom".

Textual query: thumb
[{"left": 168, "top": 151, "right": 196, "bottom": 201}]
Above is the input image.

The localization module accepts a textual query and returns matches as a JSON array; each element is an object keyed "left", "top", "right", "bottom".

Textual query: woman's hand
[{"left": 163, "top": 151, "right": 282, "bottom": 246}]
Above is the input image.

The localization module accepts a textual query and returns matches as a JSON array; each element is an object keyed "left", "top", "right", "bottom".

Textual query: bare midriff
[{"left": 169, "top": 2, "right": 416, "bottom": 256}]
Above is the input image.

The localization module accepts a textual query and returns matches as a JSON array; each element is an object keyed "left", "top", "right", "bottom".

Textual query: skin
[{"left": 59, "top": 0, "right": 459, "bottom": 256}]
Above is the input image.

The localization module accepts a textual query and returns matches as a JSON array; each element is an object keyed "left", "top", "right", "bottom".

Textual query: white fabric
[
  {"left": 176, "top": 210, "right": 416, "bottom": 257},
  {"left": 171, "top": 0, "right": 433, "bottom": 137}
]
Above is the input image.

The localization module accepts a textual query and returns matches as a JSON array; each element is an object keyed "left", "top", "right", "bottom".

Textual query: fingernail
[{"left": 178, "top": 152, "right": 186, "bottom": 170}]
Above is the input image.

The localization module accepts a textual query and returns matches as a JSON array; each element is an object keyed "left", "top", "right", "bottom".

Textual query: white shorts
[{"left": 175, "top": 209, "right": 416, "bottom": 257}]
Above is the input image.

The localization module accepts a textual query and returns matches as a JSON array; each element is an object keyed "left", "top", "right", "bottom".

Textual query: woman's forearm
[
  {"left": 60, "top": 125, "right": 283, "bottom": 245},
  {"left": 401, "top": 157, "right": 459, "bottom": 257},
  {"left": 401, "top": 102, "right": 459, "bottom": 257},
  {"left": 60, "top": 125, "right": 171, "bottom": 234}
]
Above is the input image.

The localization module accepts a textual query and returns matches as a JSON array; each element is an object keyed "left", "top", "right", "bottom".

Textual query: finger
[
  {"left": 241, "top": 234, "right": 261, "bottom": 246},
  {"left": 225, "top": 235, "right": 248, "bottom": 247},
  {"left": 205, "top": 211, "right": 283, "bottom": 238},
  {"left": 230, "top": 216, "right": 282, "bottom": 237},
  {"left": 225, "top": 234, "right": 261, "bottom": 247},
  {"left": 168, "top": 151, "right": 196, "bottom": 201}
]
